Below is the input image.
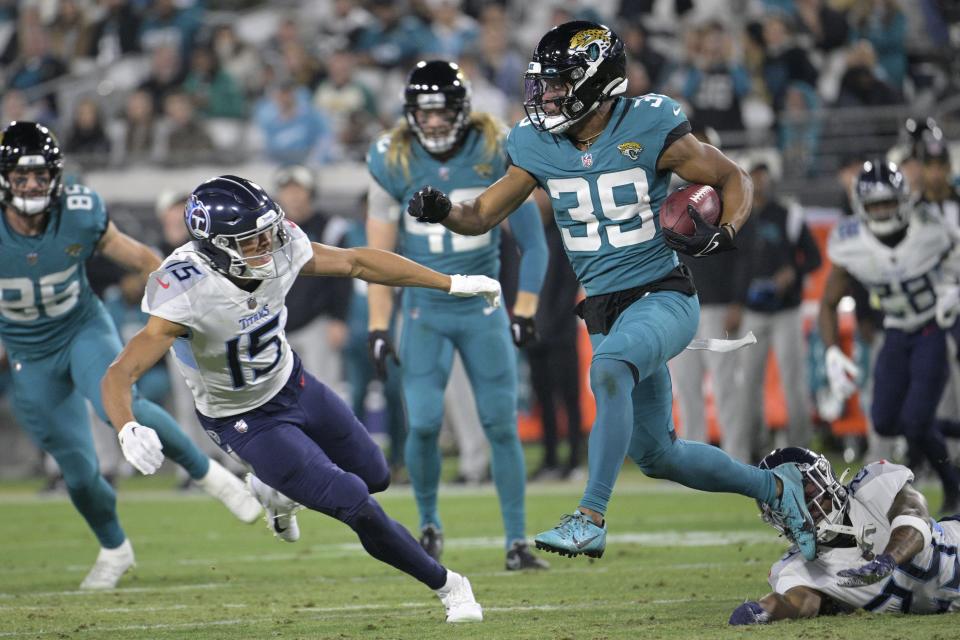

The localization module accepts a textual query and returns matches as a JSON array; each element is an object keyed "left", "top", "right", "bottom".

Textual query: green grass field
[{"left": 1, "top": 463, "right": 956, "bottom": 640}]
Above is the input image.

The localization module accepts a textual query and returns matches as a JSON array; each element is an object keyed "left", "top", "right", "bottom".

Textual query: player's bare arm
[
  {"left": 365, "top": 217, "right": 401, "bottom": 331},
  {"left": 102, "top": 315, "right": 188, "bottom": 431},
  {"left": 300, "top": 241, "right": 451, "bottom": 291},
  {"left": 836, "top": 481, "right": 933, "bottom": 589},
  {"left": 657, "top": 134, "right": 753, "bottom": 234},
  {"left": 759, "top": 586, "right": 825, "bottom": 620},
  {"left": 881, "top": 484, "right": 931, "bottom": 564},
  {"left": 97, "top": 220, "right": 163, "bottom": 274},
  {"left": 817, "top": 265, "right": 852, "bottom": 348},
  {"left": 435, "top": 165, "right": 538, "bottom": 236}
]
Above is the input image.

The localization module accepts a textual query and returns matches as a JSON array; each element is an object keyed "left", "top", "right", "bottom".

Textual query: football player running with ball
[
  {"left": 0, "top": 122, "right": 261, "bottom": 590},
  {"left": 366, "top": 60, "right": 549, "bottom": 570},
  {"left": 406, "top": 21, "right": 818, "bottom": 561},
  {"left": 102, "top": 175, "right": 496, "bottom": 622},
  {"left": 731, "top": 447, "right": 960, "bottom": 624}
]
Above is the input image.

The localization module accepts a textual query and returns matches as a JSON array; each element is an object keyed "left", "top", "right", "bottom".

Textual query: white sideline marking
[
  {"left": 0, "top": 479, "right": 705, "bottom": 505},
  {"left": 0, "top": 582, "right": 227, "bottom": 600},
  {"left": 171, "top": 529, "right": 776, "bottom": 566}
]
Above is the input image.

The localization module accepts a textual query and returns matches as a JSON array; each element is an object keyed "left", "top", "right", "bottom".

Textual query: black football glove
[
  {"left": 407, "top": 185, "right": 452, "bottom": 224},
  {"left": 510, "top": 315, "right": 538, "bottom": 348},
  {"left": 367, "top": 330, "right": 399, "bottom": 380},
  {"left": 662, "top": 204, "right": 736, "bottom": 257}
]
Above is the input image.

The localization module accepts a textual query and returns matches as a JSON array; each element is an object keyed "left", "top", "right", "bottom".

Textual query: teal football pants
[
  {"left": 581, "top": 291, "right": 778, "bottom": 515},
  {"left": 400, "top": 299, "right": 526, "bottom": 548},
  {"left": 8, "top": 305, "right": 209, "bottom": 548}
]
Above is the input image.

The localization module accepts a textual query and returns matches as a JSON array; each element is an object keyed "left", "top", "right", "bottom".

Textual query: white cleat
[
  {"left": 245, "top": 474, "right": 302, "bottom": 543},
  {"left": 79, "top": 539, "right": 135, "bottom": 590},
  {"left": 195, "top": 459, "right": 262, "bottom": 523},
  {"left": 435, "top": 570, "right": 483, "bottom": 623}
]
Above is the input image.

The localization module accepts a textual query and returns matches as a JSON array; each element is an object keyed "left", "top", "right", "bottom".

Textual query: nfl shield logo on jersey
[
  {"left": 234, "top": 419, "right": 248, "bottom": 433},
  {"left": 581, "top": 153, "right": 593, "bottom": 168}
]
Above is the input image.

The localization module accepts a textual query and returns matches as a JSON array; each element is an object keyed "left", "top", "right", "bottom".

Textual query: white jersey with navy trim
[
  {"left": 769, "top": 461, "right": 960, "bottom": 614},
  {"left": 141, "top": 221, "right": 314, "bottom": 418},
  {"left": 827, "top": 212, "right": 959, "bottom": 332}
]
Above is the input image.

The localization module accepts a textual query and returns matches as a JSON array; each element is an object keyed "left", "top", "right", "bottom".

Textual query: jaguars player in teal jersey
[
  {"left": 407, "top": 23, "right": 819, "bottom": 562},
  {"left": 366, "top": 61, "right": 550, "bottom": 570},
  {"left": 0, "top": 121, "right": 260, "bottom": 589}
]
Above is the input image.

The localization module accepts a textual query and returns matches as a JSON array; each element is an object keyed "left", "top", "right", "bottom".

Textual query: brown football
[{"left": 659, "top": 184, "right": 721, "bottom": 236}]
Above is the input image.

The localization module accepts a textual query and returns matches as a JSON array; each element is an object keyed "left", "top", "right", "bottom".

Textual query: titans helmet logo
[
  {"left": 184, "top": 194, "right": 210, "bottom": 239},
  {"left": 568, "top": 28, "right": 611, "bottom": 61}
]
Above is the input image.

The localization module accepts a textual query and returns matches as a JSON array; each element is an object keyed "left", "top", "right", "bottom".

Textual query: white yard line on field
[{"left": 168, "top": 529, "right": 777, "bottom": 566}]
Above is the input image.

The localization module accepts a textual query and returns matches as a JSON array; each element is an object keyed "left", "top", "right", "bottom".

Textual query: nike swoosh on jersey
[
  {"left": 156, "top": 278, "right": 170, "bottom": 289},
  {"left": 483, "top": 306, "right": 496, "bottom": 316},
  {"left": 673, "top": 105, "right": 681, "bottom": 116}
]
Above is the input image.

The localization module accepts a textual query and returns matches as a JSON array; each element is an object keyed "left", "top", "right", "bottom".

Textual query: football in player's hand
[{"left": 660, "top": 184, "right": 721, "bottom": 236}]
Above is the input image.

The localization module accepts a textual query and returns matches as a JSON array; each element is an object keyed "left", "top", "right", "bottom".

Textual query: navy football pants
[
  {"left": 872, "top": 325, "right": 960, "bottom": 499},
  {"left": 198, "top": 354, "right": 447, "bottom": 589}
]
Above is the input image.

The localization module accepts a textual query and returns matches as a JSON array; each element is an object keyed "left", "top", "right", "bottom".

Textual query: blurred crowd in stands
[
  {"left": 1, "top": 0, "right": 958, "bottom": 179},
  {"left": 2, "top": 0, "right": 960, "bottom": 486}
]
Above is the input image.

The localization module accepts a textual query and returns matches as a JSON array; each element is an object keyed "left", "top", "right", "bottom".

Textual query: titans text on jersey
[{"left": 142, "top": 220, "right": 313, "bottom": 418}]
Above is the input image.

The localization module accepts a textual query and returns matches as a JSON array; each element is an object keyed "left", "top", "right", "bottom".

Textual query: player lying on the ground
[
  {"left": 101, "top": 175, "right": 497, "bottom": 622},
  {"left": 730, "top": 447, "right": 960, "bottom": 625}
]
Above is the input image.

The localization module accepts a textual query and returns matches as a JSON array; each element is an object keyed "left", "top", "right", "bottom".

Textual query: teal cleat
[
  {"left": 769, "top": 463, "right": 817, "bottom": 560},
  {"left": 534, "top": 511, "right": 606, "bottom": 559}
]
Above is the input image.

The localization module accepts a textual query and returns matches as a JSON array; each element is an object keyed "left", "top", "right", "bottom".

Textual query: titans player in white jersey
[
  {"left": 0, "top": 122, "right": 260, "bottom": 590},
  {"left": 101, "top": 175, "right": 499, "bottom": 622},
  {"left": 819, "top": 160, "right": 960, "bottom": 515},
  {"left": 730, "top": 447, "right": 960, "bottom": 624},
  {"left": 406, "top": 20, "right": 818, "bottom": 561}
]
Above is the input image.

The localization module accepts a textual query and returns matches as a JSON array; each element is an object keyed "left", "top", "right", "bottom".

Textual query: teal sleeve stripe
[{"left": 508, "top": 200, "right": 548, "bottom": 294}]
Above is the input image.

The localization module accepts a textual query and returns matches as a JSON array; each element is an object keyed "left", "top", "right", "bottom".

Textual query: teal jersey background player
[
  {"left": 407, "top": 23, "right": 819, "bottom": 562},
  {"left": 0, "top": 121, "right": 259, "bottom": 590},
  {"left": 367, "top": 61, "right": 549, "bottom": 570}
]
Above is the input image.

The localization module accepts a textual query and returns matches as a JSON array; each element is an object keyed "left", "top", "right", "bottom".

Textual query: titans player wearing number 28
[
  {"left": 407, "top": 21, "right": 819, "bottom": 561},
  {"left": 0, "top": 121, "right": 261, "bottom": 590},
  {"left": 102, "top": 175, "right": 498, "bottom": 622}
]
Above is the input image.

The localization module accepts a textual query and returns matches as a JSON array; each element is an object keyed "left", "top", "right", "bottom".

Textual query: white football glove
[
  {"left": 935, "top": 283, "right": 960, "bottom": 329},
  {"left": 118, "top": 421, "right": 164, "bottom": 475},
  {"left": 825, "top": 345, "right": 860, "bottom": 401},
  {"left": 448, "top": 274, "right": 502, "bottom": 308}
]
